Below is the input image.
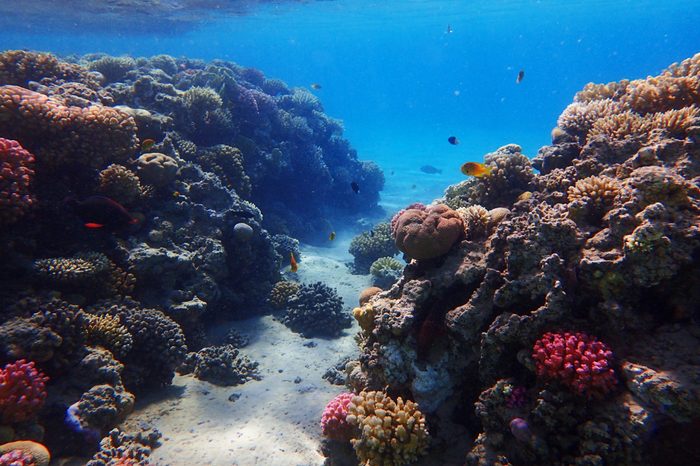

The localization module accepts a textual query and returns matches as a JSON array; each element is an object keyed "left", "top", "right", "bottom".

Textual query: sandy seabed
[{"left": 122, "top": 240, "right": 372, "bottom": 466}]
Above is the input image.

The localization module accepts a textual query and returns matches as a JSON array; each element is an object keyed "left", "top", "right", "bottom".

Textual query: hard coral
[
  {"left": 349, "top": 223, "right": 398, "bottom": 273},
  {"left": 0, "top": 360, "right": 49, "bottom": 424},
  {"left": 180, "top": 344, "right": 260, "bottom": 386},
  {"left": 0, "top": 50, "right": 98, "bottom": 87},
  {"left": 0, "top": 441, "right": 50, "bottom": 466},
  {"left": 136, "top": 152, "right": 178, "bottom": 188},
  {"left": 0, "top": 85, "right": 137, "bottom": 170},
  {"left": 98, "top": 164, "right": 145, "bottom": 205},
  {"left": 369, "top": 256, "right": 403, "bottom": 289},
  {"left": 532, "top": 331, "right": 617, "bottom": 398},
  {"left": 84, "top": 314, "right": 134, "bottom": 359},
  {"left": 282, "top": 282, "right": 351, "bottom": 337},
  {"left": 0, "top": 138, "right": 35, "bottom": 225},
  {"left": 321, "top": 392, "right": 355, "bottom": 441},
  {"left": 267, "top": 280, "right": 300, "bottom": 309},
  {"left": 393, "top": 204, "right": 464, "bottom": 260},
  {"left": 346, "top": 390, "right": 429, "bottom": 466}
]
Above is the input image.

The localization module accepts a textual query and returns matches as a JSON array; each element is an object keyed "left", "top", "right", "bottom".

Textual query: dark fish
[
  {"left": 448, "top": 136, "right": 459, "bottom": 145},
  {"left": 329, "top": 231, "right": 336, "bottom": 241},
  {"left": 310, "top": 83, "right": 322, "bottom": 90},
  {"left": 351, "top": 181, "right": 360, "bottom": 194},
  {"left": 420, "top": 165, "right": 442, "bottom": 174},
  {"left": 516, "top": 70, "right": 525, "bottom": 84},
  {"left": 65, "top": 195, "right": 138, "bottom": 230},
  {"left": 446, "top": 24, "right": 453, "bottom": 34}
]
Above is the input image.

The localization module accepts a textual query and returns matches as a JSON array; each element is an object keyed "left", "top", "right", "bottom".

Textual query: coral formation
[
  {"left": 0, "top": 360, "right": 48, "bottom": 424},
  {"left": 0, "top": 138, "right": 35, "bottom": 225},
  {"left": 179, "top": 344, "right": 260, "bottom": 386},
  {"left": 532, "top": 331, "right": 617, "bottom": 398},
  {"left": 369, "top": 256, "right": 403, "bottom": 289},
  {"left": 97, "top": 164, "right": 144, "bottom": 205},
  {"left": 135, "top": 152, "right": 178, "bottom": 187},
  {"left": 83, "top": 314, "right": 134, "bottom": 359},
  {"left": 86, "top": 428, "right": 161, "bottom": 466},
  {"left": 358, "top": 286, "right": 382, "bottom": 306},
  {"left": 392, "top": 203, "right": 464, "bottom": 260},
  {"left": 282, "top": 282, "right": 351, "bottom": 337},
  {"left": 321, "top": 392, "right": 355, "bottom": 441},
  {"left": 268, "top": 280, "right": 300, "bottom": 309},
  {"left": 349, "top": 223, "right": 398, "bottom": 273},
  {"left": 0, "top": 441, "right": 50, "bottom": 466},
  {"left": 346, "top": 390, "right": 429, "bottom": 466}
]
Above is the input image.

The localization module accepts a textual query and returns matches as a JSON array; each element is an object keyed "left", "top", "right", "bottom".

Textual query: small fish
[
  {"left": 461, "top": 162, "right": 493, "bottom": 178},
  {"left": 446, "top": 24, "right": 453, "bottom": 34},
  {"left": 310, "top": 83, "right": 322, "bottom": 90},
  {"left": 517, "top": 191, "right": 533, "bottom": 201},
  {"left": 141, "top": 138, "right": 155, "bottom": 151},
  {"left": 516, "top": 70, "right": 525, "bottom": 84},
  {"left": 411, "top": 184, "right": 417, "bottom": 189},
  {"left": 390, "top": 170, "right": 395, "bottom": 176},
  {"left": 172, "top": 191, "right": 180, "bottom": 197},
  {"left": 329, "top": 231, "right": 336, "bottom": 241},
  {"left": 290, "top": 253, "right": 298, "bottom": 273},
  {"left": 420, "top": 165, "right": 442, "bottom": 174},
  {"left": 448, "top": 136, "right": 459, "bottom": 145},
  {"left": 65, "top": 195, "right": 139, "bottom": 230},
  {"left": 351, "top": 181, "right": 360, "bottom": 194}
]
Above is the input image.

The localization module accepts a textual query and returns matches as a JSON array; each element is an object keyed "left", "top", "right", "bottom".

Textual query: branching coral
[
  {"left": 267, "top": 280, "right": 300, "bottom": 309},
  {"left": 0, "top": 138, "right": 35, "bottom": 225},
  {"left": 196, "top": 145, "right": 251, "bottom": 198},
  {"left": 0, "top": 360, "right": 49, "bottom": 424},
  {"left": 98, "top": 164, "right": 145, "bottom": 205},
  {"left": 321, "top": 392, "right": 355, "bottom": 441},
  {"left": 346, "top": 390, "right": 429, "bottom": 466},
  {"left": 0, "top": 50, "right": 98, "bottom": 87},
  {"left": 179, "top": 344, "right": 260, "bottom": 386},
  {"left": 282, "top": 282, "right": 350, "bottom": 337},
  {"left": 567, "top": 175, "right": 621, "bottom": 223},
  {"left": 84, "top": 314, "right": 134, "bottom": 359},
  {"left": 349, "top": 222, "right": 398, "bottom": 273},
  {"left": 456, "top": 205, "right": 491, "bottom": 240}
]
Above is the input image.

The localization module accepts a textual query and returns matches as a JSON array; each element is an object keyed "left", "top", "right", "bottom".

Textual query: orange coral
[
  {"left": 0, "top": 85, "right": 138, "bottom": 170},
  {"left": 0, "top": 50, "right": 98, "bottom": 87}
]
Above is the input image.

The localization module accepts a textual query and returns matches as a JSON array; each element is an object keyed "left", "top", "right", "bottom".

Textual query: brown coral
[
  {"left": 456, "top": 205, "right": 491, "bottom": 240},
  {"left": 393, "top": 204, "right": 464, "bottom": 260},
  {"left": 0, "top": 50, "right": 98, "bottom": 87},
  {"left": 0, "top": 85, "right": 137, "bottom": 170},
  {"left": 136, "top": 152, "right": 179, "bottom": 187},
  {"left": 98, "top": 164, "right": 144, "bottom": 204},
  {"left": 268, "top": 280, "right": 300, "bottom": 309},
  {"left": 197, "top": 145, "right": 252, "bottom": 198},
  {"left": 346, "top": 390, "right": 429, "bottom": 466},
  {"left": 568, "top": 176, "right": 621, "bottom": 213},
  {"left": 84, "top": 314, "right": 133, "bottom": 358}
]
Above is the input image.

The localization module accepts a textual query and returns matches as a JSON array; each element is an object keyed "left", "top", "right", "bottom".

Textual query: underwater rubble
[
  {"left": 321, "top": 53, "right": 700, "bottom": 465},
  {"left": 0, "top": 49, "right": 381, "bottom": 463}
]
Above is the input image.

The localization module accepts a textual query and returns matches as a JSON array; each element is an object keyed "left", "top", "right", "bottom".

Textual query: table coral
[
  {"left": 393, "top": 203, "right": 464, "bottom": 260},
  {"left": 532, "top": 331, "right": 617, "bottom": 398},
  {"left": 0, "top": 360, "right": 49, "bottom": 424},
  {"left": 346, "top": 390, "right": 429, "bottom": 466},
  {"left": 0, "top": 138, "right": 35, "bottom": 226}
]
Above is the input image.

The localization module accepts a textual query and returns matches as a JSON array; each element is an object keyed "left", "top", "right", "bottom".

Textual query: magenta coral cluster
[
  {"left": 0, "top": 137, "right": 35, "bottom": 225},
  {"left": 0, "top": 359, "right": 49, "bottom": 423},
  {"left": 505, "top": 386, "right": 527, "bottom": 409},
  {"left": 320, "top": 392, "right": 355, "bottom": 441},
  {"left": 532, "top": 331, "right": 617, "bottom": 398},
  {"left": 0, "top": 449, "right": 37, "bottom": 466}
]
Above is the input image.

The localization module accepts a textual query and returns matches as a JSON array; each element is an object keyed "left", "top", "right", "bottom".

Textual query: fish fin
[{"left": 84, "top": 223, "right": 104, "bottom": 229}]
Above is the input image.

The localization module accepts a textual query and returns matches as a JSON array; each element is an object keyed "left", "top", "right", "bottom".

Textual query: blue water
[{"left": 4, "top": 0, "right": 699, "bottom": 210}]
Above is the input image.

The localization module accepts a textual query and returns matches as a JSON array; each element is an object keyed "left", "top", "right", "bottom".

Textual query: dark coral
[
  {"left": 281, "top": 282, "right": 351, "bottom": 338},
  {"left": 179, "top": 344, "right": 260, "bottom": 386}
]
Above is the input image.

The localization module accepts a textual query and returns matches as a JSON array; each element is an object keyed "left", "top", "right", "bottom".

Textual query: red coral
[
  {"left": 532, "top": 331, "right": 616, "bottom": 398},
  {"left": 0, "top": 360, "right": 49, "bottom": 423},
  {"left": 321, "top": 392, "right": 355, "bottom": 441},
  {"left": 0, "top": 138, "right": 35, "bottom": 225}
]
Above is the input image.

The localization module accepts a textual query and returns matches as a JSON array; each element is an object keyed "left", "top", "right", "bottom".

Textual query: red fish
[{"left": 65, "top": 196, "right": 139, "bottom": 230}]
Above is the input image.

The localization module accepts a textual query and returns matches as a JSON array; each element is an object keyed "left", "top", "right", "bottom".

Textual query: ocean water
[
  {"left": 5, "top": 0, "right": 699, "bottom": 210},
  {"left": 1, "top": 1, "right": 700, "bottom": 465}
]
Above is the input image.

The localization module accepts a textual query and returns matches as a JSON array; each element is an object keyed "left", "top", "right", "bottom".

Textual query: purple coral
[{"left": 505, "top": 386, "right": 528, "bottom": 409}]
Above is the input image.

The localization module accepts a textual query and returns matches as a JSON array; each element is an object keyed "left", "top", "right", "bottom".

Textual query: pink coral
[
  {"left": 321, "top": 392, "right": 355, "bottom": 441},
  {"left": 0, "top": 138, "right": 35, "bottom": 225},
  {"left": 0, "top": 360, "right": 49, "bottom": 423},
  {"left": 0, "top": 449, "right": 37, "bottom": 466},
  {"left": 532, "top": 331, "right": 616, "bottom": 398}
]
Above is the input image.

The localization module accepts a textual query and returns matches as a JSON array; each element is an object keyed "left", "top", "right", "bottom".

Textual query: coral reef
[
  {"left": 349, "top": 222, "right": 398, "bottom": 273},
  {"left": 369, "top": 256, "right": 404, "bottom": 289},
  {"left": 97, "top": 164, "right": 145, "bottom": 205},
  {"left": 0, "top": 441, "right": 50, "bottom": 466},
  {"left": 281, "top": 282, "right": 351, "bottom": 337},
  {"left": 392, "top": 203, "right": 464, "bottom": 260},
  {"left": 336, "top": 53, "right": 700, "bottom": 466},
  {"left": 0, "top": 138, "right": 35, "bottom": 225},
  {"left": 267, "top": 280, "right": 300, "bottom": 309},
  {"left": 135, "top": 152, "right": 178, "bottom": 187},
  {"left": 86, "top": 428, "right": 161, "bottom": 466},
  {"left": 179, "top": 344, "right": 260, "bottom": 386},
  {"left": 321, "top": 392, "right": 355, "bottom": 441}
]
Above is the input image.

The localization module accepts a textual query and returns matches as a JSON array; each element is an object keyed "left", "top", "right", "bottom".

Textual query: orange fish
[
  {"left": 290, "top": 253, "right": 298, "bottom": 273},
  {"left": 461, "top": 162, "right": 492, "bottom": 178},
  {"left": 141, "top": 139, "right": 156, "bottom": 151}
]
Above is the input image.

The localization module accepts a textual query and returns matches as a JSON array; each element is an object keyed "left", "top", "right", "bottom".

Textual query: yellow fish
[
  {"left": 290, "top": 253, "right": 298, "bottom": 273},
  {"left": 141, "top": 138, "right": 156, "bottom": 151},
  {"left": 461, "top": 162, "right": 492, "bottom": 178},
  {"left": 329, "top": 231, "right": 336, "bottom": 241}
]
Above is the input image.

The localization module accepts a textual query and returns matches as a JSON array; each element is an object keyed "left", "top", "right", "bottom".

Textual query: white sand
[{"left": 123, "top": 240, "right": 372, "bottom": 466}]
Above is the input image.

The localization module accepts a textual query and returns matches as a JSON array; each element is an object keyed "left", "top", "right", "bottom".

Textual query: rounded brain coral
[
  {"left": 532, "top": 331, "right": 617, "bottom": 398},
  {"left": 321, "top": 392, "right": 355, "bottom": 441},
  {"left": 0, "top": 138, "right": 35, "bottom": 225},
  {"left": 393, "top": 203, "right": 464, "bottom": 260}
]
